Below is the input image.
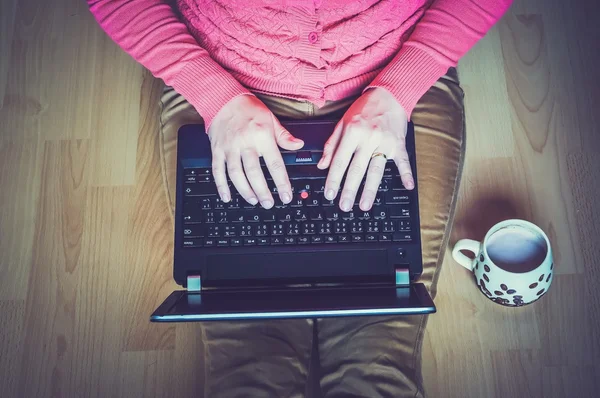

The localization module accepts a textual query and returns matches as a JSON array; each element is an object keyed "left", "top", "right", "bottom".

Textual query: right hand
[{"left": 207, "top": 95, "right": 304, "bottom": 209}]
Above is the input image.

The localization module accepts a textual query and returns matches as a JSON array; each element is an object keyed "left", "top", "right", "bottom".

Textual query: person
[{"left": 89, "top": 1, "right": 512, "bottom": 396}]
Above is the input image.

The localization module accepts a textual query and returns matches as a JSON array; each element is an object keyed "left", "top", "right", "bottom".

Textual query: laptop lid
[{"left": 151, "top": 283, "right": 435, "bottom": 322}]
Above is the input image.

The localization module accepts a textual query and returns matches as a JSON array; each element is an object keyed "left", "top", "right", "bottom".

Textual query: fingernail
[
  {"left": 406, "top": 179, "right": 414, "bottom": 189},
  {"left": 360, "top": 199, "right": 370, "bottom": 210},
  {"left": 340, "top": 198, "right": 352, "bottom": 212},
  {"left": 221, "top": 192, "right": 230, "bottom": 202},
  {"left": 325, "top": 189, "right": 336, "bottom": 200},
  {"left": 281, "top": 192, "right": 291, "bottom": 203},
  {"left": 248, "top": 197, "right": 258, "bottom": 205},
  {"left": 262, "top": 199, "right": 274, "bottom": 209}
]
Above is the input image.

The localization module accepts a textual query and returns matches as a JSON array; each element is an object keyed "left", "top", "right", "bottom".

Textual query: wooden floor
[{"left": 1, "top": 0, "right": 598, "bottom": 396}]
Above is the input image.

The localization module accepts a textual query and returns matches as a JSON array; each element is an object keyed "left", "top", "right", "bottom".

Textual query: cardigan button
[{"left": 308, "top": 32, "right": 319, "bottom": 44}]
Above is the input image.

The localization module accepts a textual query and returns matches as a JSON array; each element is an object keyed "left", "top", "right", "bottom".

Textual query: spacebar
[{"left": 206, "top": 249, "right": 389, "bottom": 282}]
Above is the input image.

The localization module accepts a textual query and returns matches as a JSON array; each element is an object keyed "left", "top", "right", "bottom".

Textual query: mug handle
[{"left": 452, "top": 239, "right": 481, "bottom": 271}]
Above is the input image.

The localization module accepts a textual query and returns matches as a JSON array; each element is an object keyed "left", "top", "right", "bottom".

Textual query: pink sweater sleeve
[
  {"left": 87, "top": 0, "right": 253, "bottom": 128},
  {"left": 366, "top": 0, "right": 513, "bottom": 119}
]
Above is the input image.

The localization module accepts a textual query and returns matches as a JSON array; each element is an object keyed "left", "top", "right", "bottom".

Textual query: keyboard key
[
  {"left": 379, "top": 233, "right": 392, "bottom": 242},
  {"left": 223, "top": 225, "right": 238, "bottom": 237},
  {"left": 334, "top": 221, "right": 348, "bottom": 234},
  {"left": 207, "top": 226, "right": 220, "bottom": 237},
  {"left": 278, "top": 209, "right": 293, "bottom": 222},
  {"left": 358, "top": 211, "right": 372, "bottom": 220},
  {"left": 302, "top": 222, "right": 317, "bottom": 235},
  {"left": 373, "top": 208, "right": 387, "bottom": 220},
  {"left": 352, "top": 235, "right": 364, "bottom": 242},
  {"left": 390, "top": 207, "right": 410, "bottom": 218},
  {"left": 325, "top": 208, "right": 340, "bottom": 221},
  {"left": 325, "top": 235, "right": 337, "bottom": 243},
  {"left": 318, "top": 222, "right": 333, "bottom": 234},
  {"left": 314, "top": 181, "right": 326, "bottom": 193},
  {"left": 366, "top": 221, "right": 380, "bottom": 233},
  {"left": 185, "top": 175, "right": 198, "bottom": 183},
  {"left": 378, "top": 179, "right": 389, "bottom": 192},
  {"left": 338, "top": 235, "right": 350, "bottom": 243},
  {"left": 202, "top": 211, "right": 215, "bottom": 223},
  {"left": 390, "top": 178, "right": 407, "bottom": 191},
  {"left": 239, "top": 224, "right": 253, "bottom": 237},
  {"left": 311, "top": 236, "right": 324, "bottom": 244},
  {"left": 398, "top": 220, "right": 411, "bottom": 231},
  {"left": 182, "top": 211, "right": 202, "bottom": 224},
  {"left": 383, "top": 164, "right": 394, "bottom": 178},
  {"left": 271, "top": 223, "right": 284, "bottom": 236},
  {"left": 309, "top": 208, "right": 325, "bottom": 221},
  {"left": 373, "top": 194, "right": 384, "bottom": 206},
  {"left": 306, "top": 197, "right": 320, "bottom": 207},
  {"left": 271, "top": 237, "right": 284, "bottom": 245},
  {"left": 230, "top": 211, "right": 244, "bottom": 223},
  {"left": 184, "top": 183, "right": 215, "bottom": 196},
  {"left": 182, "top": 239, "right": 202, "bottom": 248},
  {"left": 217, "top": 211, "right": 229, "bottom": 223},
  {"left": 321, "top": 193, "right": 335, "bottom": 207},
  {"left": 243, "top": 237, "right": 257, "bottom": 246},
  {"left": 385, "top": 192, "right": 410, "bottom": 204},
  {"left": 230, "top": 238, "right": 242, "bottom": 246},
  {"left": 255, "top": 224, "right": 269, "bottom": 237},
  {"left": 287, "top": 223, "right": 301, "bottom": 236},
  {"left": 294, "top": 209, "right": 308, "bottom": 222},
  {"left": 247, "top": 211, "right": 261, "bottom": 223},
  {"left": 284, "top": 237, "right": 296, "bottom": 245},
  {"left": 183, "top": 226, "right": 205, "bottom": 238},
  {"left": 217, "top": 238, "right": 229, "bottom": 247},
  {"left": 201, "top": 198, "right": 212, "bottom": 210},
  {"left": 381, "top": 221, "right": 395, "bottom": 232},
  {"left": 204, "top": 238, "right": 216, "bottom": 247},
  {"left": 297, "top": 236, "right": 310, "bottom": 244},
  {"left": 185, "top": 168, "right": 209, "bottom": 176},
  {"left": 261, "top": 210, "right": 277, "bottom": 223},
  {"left": 290, "top": 198, "right": 304, "bottom": 207},
  {"left": 214, "top": 197, "right": 225, "bottom": 209},
  {"left": 365, "top": 234, "right": 378, "bottom": 242},
  {"left": 257, "top": 237, "right": 269, "bottom": 245},
  {"left": 393, "top": 233, "right": 412, "bottom": 241},
  {"left": 227, "top": 196, "right": 241, "bottom": 209},
  {"left": 244, "top": 201, "right": 258, "bottom": 209},
  {"left": 342, "top": 210, "right": 356, "bottom": 221},
  {"left": 350, "top": 221, "right": 364, "bottom": 234}
]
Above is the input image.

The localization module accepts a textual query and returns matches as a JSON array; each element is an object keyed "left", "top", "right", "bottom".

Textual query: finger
[
  {"left": 261, "top": 140, "right": 293, "bottom": 204},
  {"left": 226, "top": 154, "right": 258, "bottom": 205},
  {"left": 241, "top": 149, "right": 274, "bottom": 209},
  {"left": 273, "top": 119, "right": 304, "bottom": 151},
  {"left": 324, "top": 130, "right": 357, "bottom": 201},
  {"left": 317, "top": 120, "right": 343, "bottom": 170},
  {"left": 338, "top": 148, "right": 372, "bottom": 212},
  {"left": 212, "top": 151, "right": 231, "bottom": 202},
  {"left": 359, "top": 154, "right": 386, "bottom": 211},
  {"left": 394, "top": 143, "right": 415, "bottom": 190}
]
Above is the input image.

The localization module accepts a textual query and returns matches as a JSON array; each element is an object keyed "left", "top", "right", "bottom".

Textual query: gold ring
[{"left": 371, "top": 152, "right": 387, "bottom": 160}]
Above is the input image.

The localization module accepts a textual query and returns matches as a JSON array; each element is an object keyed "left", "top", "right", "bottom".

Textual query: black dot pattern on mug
[
  {"left": 546, "top": 273, "right": 552, "bottom": 282},
  {"left": 480, "top": 254, "right": 484, "bottom": 262},
  {"left": 538, "top": 274, "right": 545, "bottom": 282},
  {"left": 483, "top": 274, "right": 489, "bottom": 282},
  {"left": 550, "top": 262, "right": 554, "bottom": 270},
  {"left": 537, "top": 288, "right": 545, "bottom": 296},
  {"left": 484, "top": 264, "right": 490, "bottom": 272},
  {"left": 529, "top": 282, "right": 538, "bottom": 289}
]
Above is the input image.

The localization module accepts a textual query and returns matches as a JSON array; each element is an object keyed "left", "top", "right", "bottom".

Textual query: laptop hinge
[
  {"left": 187, "top": 275, "right": 202, "bottom": 291},
  {"left": 395, "top": 268, "right": 410, "bottom": 287}
]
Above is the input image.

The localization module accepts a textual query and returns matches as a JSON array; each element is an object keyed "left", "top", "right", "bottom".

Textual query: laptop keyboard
[{"left": 181, "top": 162, "right": 413, "bottom": 248}]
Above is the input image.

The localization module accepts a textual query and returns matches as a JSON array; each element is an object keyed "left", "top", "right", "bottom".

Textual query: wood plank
[
  {"left": 0, "top": 0, "right": 17, "bottom": 106},
  {"left": 500, "top": 11, "right": 583, "bottom": 274},
  {"left": 458, "top": 25, "right": 515, "bottom": 159},
  {"left": 542, "top": 365, "right": 598, "bottom": 398},
  {"left": 117, "top": 351, "right": 175, "bottom": 398},
  {"left": 17, "top": 139, "right": 90, "bottom": 397},
  {"left": 174, "top": 323, "right": 207, "bottom": 397},
  {"left": 0, "top": 139, "right": 42, "bottom": 300},
  {"left": 121, "top": 73, "right": 177, "bottom": 352},
  {"left": 0, "top": 301, "right": 25, "bottom": 398},
  {"left": 490, "top": 350, "right": 542, "bottom": 397}
]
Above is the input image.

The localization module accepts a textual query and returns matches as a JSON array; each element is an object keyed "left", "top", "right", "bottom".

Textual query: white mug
[{"left": 452, "top": 219, "right": 554, "bottom": 306}]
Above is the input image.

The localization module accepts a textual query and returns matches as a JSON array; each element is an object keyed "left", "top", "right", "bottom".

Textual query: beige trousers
[{"left": 159, "top": 68, "right": 466, "bottom": 398}]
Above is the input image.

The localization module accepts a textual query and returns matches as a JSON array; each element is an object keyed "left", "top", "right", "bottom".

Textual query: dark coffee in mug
[{"left": 485, "top": 226, "right": 548, "bottom": 273}]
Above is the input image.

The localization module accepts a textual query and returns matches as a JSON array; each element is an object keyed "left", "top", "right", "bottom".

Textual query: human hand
[
  {"left": 317, "top": 87, "right": 414, "bottom": 212},
  {"left": 208, "top": 95, "right": 304, "bottom": 209}
]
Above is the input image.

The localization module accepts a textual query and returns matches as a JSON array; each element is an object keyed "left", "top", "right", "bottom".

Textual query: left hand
[{"left": 317, "top": 87, "right": 414, "bottom": 212}]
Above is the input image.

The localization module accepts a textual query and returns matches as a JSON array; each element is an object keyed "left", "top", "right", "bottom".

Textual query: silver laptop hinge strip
[
  {"left": 187, "top": 275, "right": 202, "bottom": 291},
  {"left": 395, "top": 269, "right": 410, "bottom": 287}
]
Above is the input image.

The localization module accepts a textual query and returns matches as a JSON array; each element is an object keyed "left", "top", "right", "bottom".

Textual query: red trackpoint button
[{"left": 300, "top": 191, "right": 309, "bottom": 200}]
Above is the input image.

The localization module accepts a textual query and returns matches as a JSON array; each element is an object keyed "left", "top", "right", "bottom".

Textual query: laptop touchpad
[{"left": 206, "top": 249, "right": 389, "bottom": 283}]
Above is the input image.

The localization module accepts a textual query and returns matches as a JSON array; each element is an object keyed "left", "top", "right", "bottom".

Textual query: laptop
[{"left": 151, "top": 119, "right": 435, "bottom": 322}]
